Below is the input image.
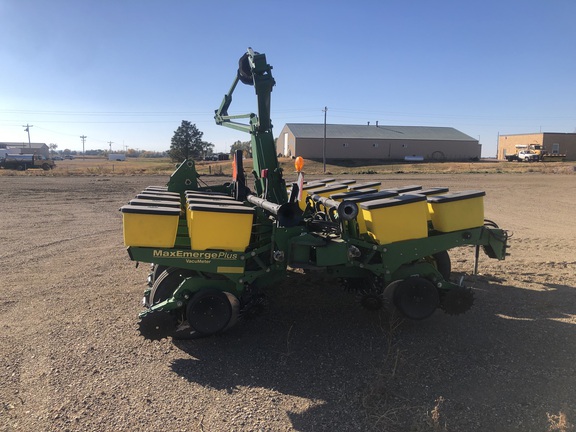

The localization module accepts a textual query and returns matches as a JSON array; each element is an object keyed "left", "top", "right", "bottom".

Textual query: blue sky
[{"left": 1, "top": 1, "right": 575, "bottom": 157}]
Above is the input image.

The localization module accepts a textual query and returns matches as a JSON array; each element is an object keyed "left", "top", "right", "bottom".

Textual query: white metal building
[
  {"left": 276, "top": 124, "right": 481, "bottom": 161},
  {"left": 0, "top": 142, "right": 50, "bottom": 158}
]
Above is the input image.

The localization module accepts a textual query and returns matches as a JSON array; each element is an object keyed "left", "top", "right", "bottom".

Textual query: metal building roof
[
  {"left": 284, "top": 124, "right": 477, "bottom": 142},
  {"left": 0, "top": 142, "right": 48, "bottom": 149}
]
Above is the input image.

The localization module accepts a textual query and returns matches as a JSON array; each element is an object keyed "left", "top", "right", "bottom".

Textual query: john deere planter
[{"left": 122, "top": 48, "right": 509, "bottom": 339}]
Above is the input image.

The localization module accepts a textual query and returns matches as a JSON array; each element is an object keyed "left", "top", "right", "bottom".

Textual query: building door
[{"left": 552, "top": 143, "right": 560, "bottom": 154}]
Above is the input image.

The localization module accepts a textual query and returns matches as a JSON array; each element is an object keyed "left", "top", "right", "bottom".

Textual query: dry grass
[
  {"left": 1, "top": 156, "right": 574, "bottom": 177},
  {"left": 360, "top": 312, "right": 452, "bottom": 432},
  {"left": 0, "top": 157, "right": 174, "bottom": 177},
  {"left": 427, "top": 396, "right": 448, "bottom": 432},
  {"left": 547, "top": 411, "right": 575, "bottom": 432}
]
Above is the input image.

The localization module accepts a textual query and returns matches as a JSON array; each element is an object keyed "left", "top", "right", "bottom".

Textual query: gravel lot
[{"left": 1, "top": 172, "right": 575, "bottom": 431}]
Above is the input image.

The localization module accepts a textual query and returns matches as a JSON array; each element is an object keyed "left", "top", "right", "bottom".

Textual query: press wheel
[
  {"left": 391, "top": 277, "right": 439, "bottom": 320},
  {"left": 186, "top": 289, "right": 240, "bottom": 336}
]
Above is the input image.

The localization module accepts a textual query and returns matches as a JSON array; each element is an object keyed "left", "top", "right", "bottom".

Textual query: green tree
[
  {"left": 200, "top": 141, "right": 215, "bottom": 158},
  {"left": 230, "top": 140, "right": 252, "bottom": 158},
  {"left": 169, "top": 121, "right": 206, "bottom": 162}
]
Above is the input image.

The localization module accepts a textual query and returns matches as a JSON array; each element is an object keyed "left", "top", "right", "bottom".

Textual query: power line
[
  {"left": 80, "top": 135, "right": 87, "bottom": 160},
  {"left": 323, "top": 106, "right": 327, "bottom": 173},
  {"left": 22, "top": 124, "right": 33, "bottom": 147},
  {"left": 0, "top": 109, "right": 209, "bottom": 116}
]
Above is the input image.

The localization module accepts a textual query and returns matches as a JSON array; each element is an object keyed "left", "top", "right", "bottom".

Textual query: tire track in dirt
[{"left": 0, "top": 228, "right": 121, "bottom": 262}]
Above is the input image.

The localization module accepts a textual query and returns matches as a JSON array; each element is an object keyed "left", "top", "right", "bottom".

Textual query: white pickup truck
[{"left": 517, "top": 150, "right": 540, "bottom": 162}]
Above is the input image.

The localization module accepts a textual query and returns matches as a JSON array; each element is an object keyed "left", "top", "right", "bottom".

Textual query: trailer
[
  {"left": 109, "top": 153, "right": 126, "bottom": 161},
  {"left": 121, "top": 49, "right": 509, "bottom": 339}
]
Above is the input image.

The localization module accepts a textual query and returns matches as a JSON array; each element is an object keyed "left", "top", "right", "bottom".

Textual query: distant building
[
  {"left": 497, "top": 132, "right": 576, "bottom": 161},
  {"left": 0, "top": 142, "right": 50, "bottom": 158},
  {"left": 276, "top": 124, "right": 481, "bottom": 161},
  {"left": 204, "top": 153, "right": 230, "bottom": 161}
]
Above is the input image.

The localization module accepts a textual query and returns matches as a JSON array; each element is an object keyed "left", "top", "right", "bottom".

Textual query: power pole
[
  {"left": 108, "top": 141, "right": 114, "bottom": 153},
  {"left": 23, "top": 124, "right": 33, "bottom": 147},
  {"left": 322, "top": 106, "right": 327, "bottom": 173},
  {"left": 80, "top": 135, "right": 87, "bottom": 160}
]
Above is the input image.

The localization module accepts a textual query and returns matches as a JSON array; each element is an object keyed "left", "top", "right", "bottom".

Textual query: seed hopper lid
[
  {"left": 427, "top": 190, "right": 486, "bottom": 204},
  {"left": 135, "top": 193, "right": 181, "bottom": 202},
  {"left": 360, "top": 194, "right": 427, "bottom": 210},
  {"left": 120, "top": 205, "right": 181, "bottom": 216},
  {"left": 129, "top": 198, "right": 181, "bottom": 208},
  {"left": 345, "top": 190, "right": 399, "bottom": 203},
  {"left": 188, "top": 203, "right": 255, "bottom": 214}
]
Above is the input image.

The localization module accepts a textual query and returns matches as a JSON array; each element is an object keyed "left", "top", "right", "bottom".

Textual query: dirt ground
[{"left": 1, "top": 172, "right": 575, "bottom": 432}]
